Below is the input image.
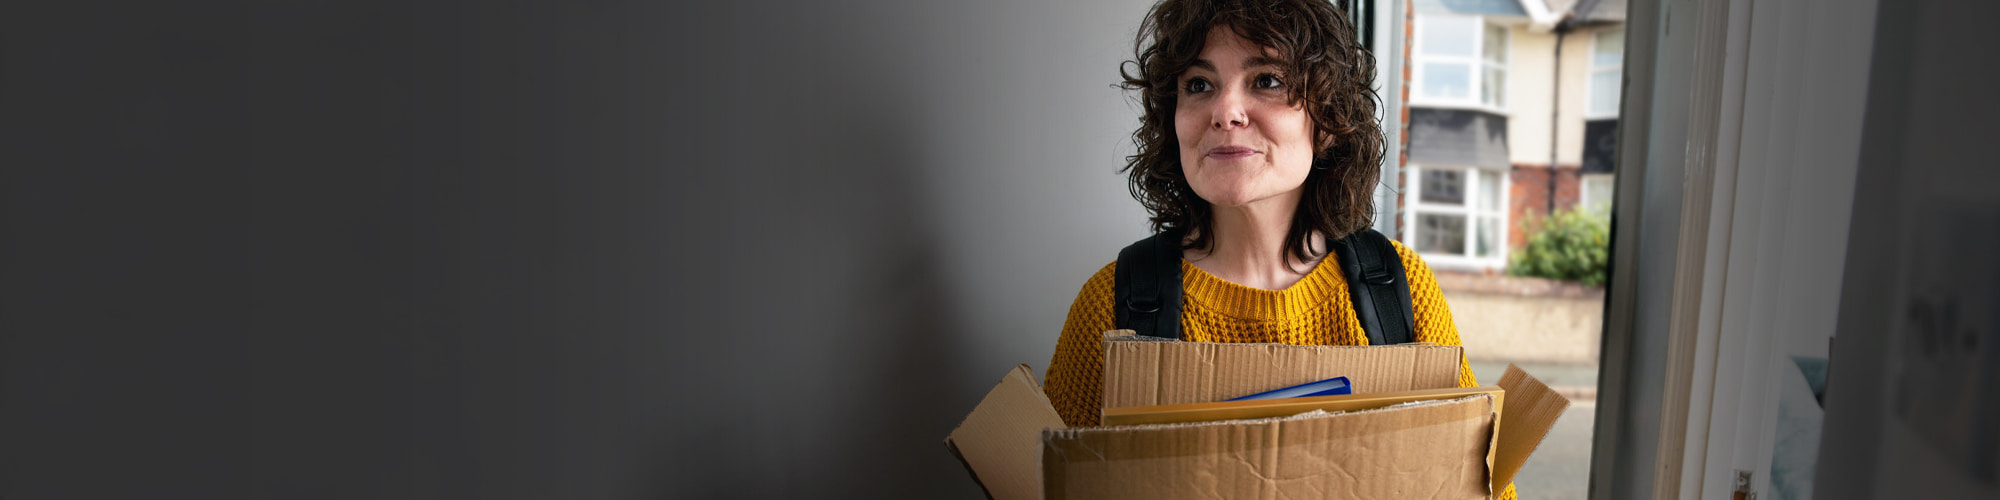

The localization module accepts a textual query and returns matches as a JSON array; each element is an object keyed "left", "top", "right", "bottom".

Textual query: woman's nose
[{"left": 1211, "top": 89, "right": 1249, "bottom": 129}]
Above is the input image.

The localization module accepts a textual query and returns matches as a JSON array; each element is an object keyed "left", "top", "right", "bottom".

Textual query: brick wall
[{"left": 1507, "top": 164, "right": 1583, "bottom": 249}]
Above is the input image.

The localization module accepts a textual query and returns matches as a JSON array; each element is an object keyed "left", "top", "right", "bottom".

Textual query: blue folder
[{"left": 1224, "top": 376, "right": 1353, "bottom": 401}]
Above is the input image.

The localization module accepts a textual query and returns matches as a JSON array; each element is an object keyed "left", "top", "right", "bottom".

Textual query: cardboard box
[{"left": 946, "top": 332, "right": 1570, "bottom": 500}]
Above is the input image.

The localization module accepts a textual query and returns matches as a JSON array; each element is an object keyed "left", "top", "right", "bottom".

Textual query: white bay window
[
  {"left": 1587, "top": 28, "right": 1625, "bottom": 118},
  {"left": 1406, "top": 165, "right": 1509, "bottom": 270},
  {"left": 1581, "top": 173, "right": 1615, "bottom": 218},
  {"left": 1413, "top": 15, "right": 1508, "bottom": 110}
]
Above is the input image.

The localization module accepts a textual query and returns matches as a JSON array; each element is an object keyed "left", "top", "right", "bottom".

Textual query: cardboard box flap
[
  {"left": 1044, "top": 395, "right": 1498, "bottom": 500},
  {"left": 1491, "top": 363, "right": 1572, "bottom": 489},
  {"left": 946, "top": 364, "right": 1067, "bottom": 500},
  {"left": 1101, "top": 330, "right": 1464, "bottom": 408}
]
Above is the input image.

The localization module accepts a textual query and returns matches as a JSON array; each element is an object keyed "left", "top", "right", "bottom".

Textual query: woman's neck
[{"left": 1184, "top": 200, "right": 1325, "bottom": 291}]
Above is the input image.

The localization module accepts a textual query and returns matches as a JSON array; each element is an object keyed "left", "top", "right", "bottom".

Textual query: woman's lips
[{"left": 1206, "top": 145, "right": 1259, "bottom": 159}]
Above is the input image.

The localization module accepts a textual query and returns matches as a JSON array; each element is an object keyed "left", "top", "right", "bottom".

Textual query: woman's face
[{"left": 1175, "top": 26, "right": 1317, "bottom": 211}]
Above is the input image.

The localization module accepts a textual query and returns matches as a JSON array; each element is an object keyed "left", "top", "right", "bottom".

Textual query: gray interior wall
[{"left": 2, "top": 1, "right": 1158, "bottom": 498}]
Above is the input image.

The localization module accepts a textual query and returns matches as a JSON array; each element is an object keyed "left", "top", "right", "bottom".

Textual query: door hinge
[{"left": 1733, "top": 470, "right": 1757, "bottom": 500}]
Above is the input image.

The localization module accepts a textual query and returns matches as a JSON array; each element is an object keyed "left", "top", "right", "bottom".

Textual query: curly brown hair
[{"left": 1119, "top": 0, "right": 1383, "bottom": 264}]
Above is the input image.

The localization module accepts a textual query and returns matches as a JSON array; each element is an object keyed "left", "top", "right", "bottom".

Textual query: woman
[{"left": 1045, "top": 0, "right": 1510, "bottom": 496}]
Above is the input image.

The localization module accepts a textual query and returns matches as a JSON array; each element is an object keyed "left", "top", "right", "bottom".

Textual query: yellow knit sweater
[{"left": 1043, "top": 239, "right": 1518, "bottom": 499}]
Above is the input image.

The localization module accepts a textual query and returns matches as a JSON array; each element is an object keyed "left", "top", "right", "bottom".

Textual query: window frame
[
  {"left": 1411, "top": 15, "right": 1511, "bottom": 113},
  {"left": 1402, "top": 164, "right": 1511, "bottom": 271}
]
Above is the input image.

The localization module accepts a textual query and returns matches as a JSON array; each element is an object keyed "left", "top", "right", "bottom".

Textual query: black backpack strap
[
  {"left": 1332, "top": 229, "right": 1417, "bottom": 345},
  {"left": 1113, "top": 229, "right": 1184, "bottom": 340}
]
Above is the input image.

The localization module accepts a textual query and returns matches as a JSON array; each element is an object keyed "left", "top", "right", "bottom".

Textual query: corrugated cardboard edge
[
  {"left": 1102, "top": 329, "right": 1159, "bottom": 342},
  {"left": 1491, "top": 363, "right": 1572, "bottom": 490},
  {"left": 945, "top": 364, "right": 1067, "bottom": 500},
  {"left": 1053, "top": 393, "right": 1490, "bottom": 435}
]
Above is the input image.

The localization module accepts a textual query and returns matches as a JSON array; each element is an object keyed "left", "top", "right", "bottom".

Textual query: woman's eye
[
  {"left": 1183, "top": 77, "right": 1212, "bottom": 94},
  {"left": 1254, "top": 74, "right": 1284, "bottom": 90}
]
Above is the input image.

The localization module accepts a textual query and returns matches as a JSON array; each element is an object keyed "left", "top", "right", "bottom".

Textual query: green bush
[{"left": 1508, "top": 207, "right": 1610, "bottom": 286}]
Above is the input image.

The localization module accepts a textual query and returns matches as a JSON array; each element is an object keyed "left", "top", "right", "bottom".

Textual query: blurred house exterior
[{"left": 1391, "top": 0, "right": 1626, "bottom": 273}]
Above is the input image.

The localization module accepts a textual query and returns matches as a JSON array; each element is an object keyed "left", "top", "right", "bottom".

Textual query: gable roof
[
  {"left": 1412, "top": 0, "right": 1528, "bottom": 17},
  {"left": 1572, "top": 0, "right": 1628, "bottom": 23},
  {"left": 1414, "top": 0, "right": 1625, "bottom": 31}
]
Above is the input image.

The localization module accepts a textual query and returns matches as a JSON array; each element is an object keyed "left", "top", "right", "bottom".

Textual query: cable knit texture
[{"left": 1044, "top": 239, "right": 1517, "bottom": 500}]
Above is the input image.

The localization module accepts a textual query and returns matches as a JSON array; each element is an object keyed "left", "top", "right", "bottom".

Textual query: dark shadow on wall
[
  {"left": 623, "top": 8, "right": 981, "bottom": 496},
  {"left": 236, "top": 1, "right": 979, "bottom": 498},
  {"left": 7, "top": 1, "right": 996, "bottom": 498}
]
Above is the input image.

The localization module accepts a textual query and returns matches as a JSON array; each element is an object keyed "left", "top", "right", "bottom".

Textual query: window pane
[
  {"left": 1589, "top": 70, "right": 1621, "bottom": 116},
  {"left": 1479, "top": 170, "right": 1502, "bottom": 212},
  {"left": 1420, "top": 169, "right": 1465, "bottom": 205},
  {"left": 1418, "top": 213, "right": 1468, "bottom": 255},
  {"left": 1476, "top": 216, "right": 1502, "bottom": 258},
  {"left": 1421, "top": 16, "right": 1478, "bottom": 57},
  {"left": 1421, "top": 62, "right": 1472, "bottom": 100},
  {"left": 1594, "top": 29, "right": 1625, "bottom": 67},
  {"left": 1583, "top": 175, "right": 1615, "bottom": 214},
  {"left": 1482, "top": 66, "right": 1506, "bottom": 107},
  {"left": 1483, "top": 24, "right": 1507, "bottom": 64}
]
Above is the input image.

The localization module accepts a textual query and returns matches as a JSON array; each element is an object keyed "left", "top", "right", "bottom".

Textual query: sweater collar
[{"left": 1179, "top": 256, "right": 1344, "bottom": 320}]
